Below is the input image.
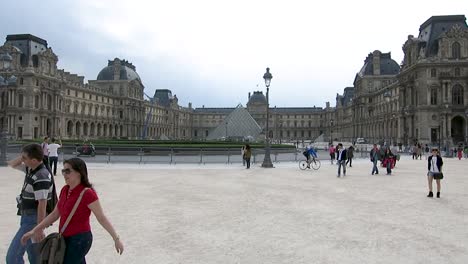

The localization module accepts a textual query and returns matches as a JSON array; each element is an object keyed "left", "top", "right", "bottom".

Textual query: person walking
[
  {"left": 244, "top": 144, "right": 252, "bottom": 169},
  {"left": 346, "top": 145, "right": 354, "bottom": 167},
  {"left": 383, "top": 148, "right": 395, "bottom": 175},
  {"left": 6, "top": 144, "right": 54, "bottom": 264},
  {"left": 417, "top": 143, "right": 422, "bottom": 160},
  {"left": 41, "top": 136, "right": 50, "bottom": 166},
  {"left": 411, "top": 144, "right": 417, "bottom": 160},
  {"left": 21, "top": 158, "right": 124, "bottom": 262},
  {"left": 370, "top": 144, "right": 380, "bottom": 175},
  {"left": 241, "top": 145, "right": 246, "bottom": 166},
  {"left": 457, "top": 146, "right": 463, "bottom": 160},
  {"left": 427, "top": 148, "right": 443, "bottom": 198},
  {"left": 329, "top": 144, "right": 336, "bottom": 165},
  {"left": 48, "top": 137, "right": 62, "bottom": 176},
  {"left": 336, "top": 143, "right": 347, "bottom": 177},
  {"left": 464, "top": 146, "right": 468, "bottom": 159}
]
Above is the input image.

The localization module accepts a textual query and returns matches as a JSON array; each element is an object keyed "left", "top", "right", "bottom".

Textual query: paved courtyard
[{"left": 1, "top": 156, "right": 467, "bottom": 263}]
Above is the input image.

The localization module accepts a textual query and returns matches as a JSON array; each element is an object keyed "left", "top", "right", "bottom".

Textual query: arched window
[
  {"left": 454, "top": 68, "right": 460, "bottom": 77},
  {"left": 19, "top": 78, "right": 24, "bottom": 85},
  {"left": 452, "top": 85, "right": 464, "bottom": 105},
  {"left": 452, "top": 42, "right": 461, "bottom": 59},
  {"left": 430, "top": 88, "right": 438, "bottom": 105},
  {"left": 430, "top": 68, "right": 437, "bottom": 78}
]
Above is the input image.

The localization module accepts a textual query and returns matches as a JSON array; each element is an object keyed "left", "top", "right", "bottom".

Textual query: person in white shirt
[{"left": 48, "top": 138, "right": 62, "bottom": 176}]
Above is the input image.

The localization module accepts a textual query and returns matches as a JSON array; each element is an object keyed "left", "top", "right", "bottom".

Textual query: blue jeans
[
  {"left": 337, "top": 160, "right": 346, "bottom": 176},
  {"left": 49, "top": 156, "right": 59, "bottom": 176},
  {"left": 6, "top": 214, "right": 39, "bottom": 264},
  {"left": 64, "top": 231, "right": 93, "bottom": 264},
  {"left": 372, "top": 160, "right": 379, "bottom": 174}
]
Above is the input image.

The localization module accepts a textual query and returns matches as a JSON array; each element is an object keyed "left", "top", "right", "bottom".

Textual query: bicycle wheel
[
  {"left": 311, "top": 159, "right": 321, "bottom": 170},
  {"left": 299, "top": 160, "right": 308, "bottom": 170}
]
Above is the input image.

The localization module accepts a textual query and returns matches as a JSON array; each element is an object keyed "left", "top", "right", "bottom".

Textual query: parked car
[{"left": 356, "top": 138, "right": 366, "bottom": 144}]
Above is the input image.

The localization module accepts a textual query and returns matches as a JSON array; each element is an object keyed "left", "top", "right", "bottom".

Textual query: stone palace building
[{"left": 0, "top": 15, "right": 467, "bottom": 148}]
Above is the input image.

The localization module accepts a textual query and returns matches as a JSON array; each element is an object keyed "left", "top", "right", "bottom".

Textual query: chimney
[
  {"left": 113, "top": 58, "right": 121, "bottom": 80},
  {"left": 188, "top": 102, "right": 192, "bottom": 109},
  {"left": 326, "top": 102, "right": 330, "bottom": 108},
  {"left": 372, "top": 50, "right": 381, "bottom": 75},
  {"left": 248, "top": 92, "right": 251, "bottom": 100}
]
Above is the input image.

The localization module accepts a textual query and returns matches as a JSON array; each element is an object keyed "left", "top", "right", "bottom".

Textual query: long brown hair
[{"left": 63, "top": 158, "right": 93, "bottom": 188}]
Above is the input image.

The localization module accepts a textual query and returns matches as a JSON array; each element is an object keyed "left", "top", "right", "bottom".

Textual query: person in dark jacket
[
  {"left": 346, "top": 145, "right": 355, "bottom": 167},
  {"left": 244, "top": 144, "right": 252, "bottom": 169},
  {"left": 427, "top": 148, "right": 443, "bottom": 198},
  {"left": 383, "top": 148, "right": 395, "bottom": 175},
  {"left": 336, "top": 143, "right": 347, "bottom": 177},
  {"left": 370, "top": 144, "right": 380, "bottom": 175}
]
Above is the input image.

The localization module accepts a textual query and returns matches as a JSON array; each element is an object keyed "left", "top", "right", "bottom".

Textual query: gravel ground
[{"left": 1, "top": 156, "right": 467, "bottom": 264}]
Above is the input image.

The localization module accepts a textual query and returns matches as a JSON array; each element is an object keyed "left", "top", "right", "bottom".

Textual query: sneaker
[
  {"left": 337, "top": 175, "right": 340, "bottom": 178},
  {"left": 436, "top": 192, "right": 440, "bottom": 198},
  {"left": 427, "top": 191, "right": 433, "bottom": 198}
]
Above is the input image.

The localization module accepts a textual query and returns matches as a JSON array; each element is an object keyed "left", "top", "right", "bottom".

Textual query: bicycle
[{"left": 299, "top": 157, "right": 321, "bottom": 170}]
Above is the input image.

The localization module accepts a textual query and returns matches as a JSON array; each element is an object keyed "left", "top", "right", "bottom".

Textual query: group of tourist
[
  {"left": 6, "top": 143, "right": 124, "bottom": 263},
  {"left": 327, "top": 144, "right": 355, "bottom": 167},
  {"left": 4, "top": 138, "right": 450, "bottom": 262}
]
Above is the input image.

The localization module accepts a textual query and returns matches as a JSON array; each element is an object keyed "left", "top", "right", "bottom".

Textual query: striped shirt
[{"left": 20, "top": 163, "right": 53, "bottom": 211}]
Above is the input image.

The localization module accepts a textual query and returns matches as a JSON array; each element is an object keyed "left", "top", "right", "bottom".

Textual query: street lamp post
[
  {"left": 383, "top": 89, "right": 392, "bottom": 146},
  {"left": 0, "top": 52, "right": 13, "bottom": 166},
  {"left": 329, "top": 119, "right": 334, "bottom": 144},
  {"left": 261, "top": 67, "right": 273, "bottom": 168},
  {"left": 225, "top": 121, "right": 228, "bottom": 140},
  {"left": 444, "top": 103, "right": 450, "bottom": 157}
]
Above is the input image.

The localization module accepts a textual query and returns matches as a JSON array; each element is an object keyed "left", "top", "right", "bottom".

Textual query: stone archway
[
  {"left": 67, "top": 120, "right": 74, "bottom": 137},
  {"left": 451, "top": 116, "right": 465, "bottom": 144},
  {"left": 75, "top": 122, "right": 81, "bottom": 138}
]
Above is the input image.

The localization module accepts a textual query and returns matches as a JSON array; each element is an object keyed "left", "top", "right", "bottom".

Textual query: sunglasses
[{"left": 61, "top": 168, "right": 72, "bottom": 175}]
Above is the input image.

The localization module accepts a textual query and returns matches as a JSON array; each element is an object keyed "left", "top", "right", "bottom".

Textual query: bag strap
[{"left": 60, "top": 188, "right": 89, "bottom": 234}]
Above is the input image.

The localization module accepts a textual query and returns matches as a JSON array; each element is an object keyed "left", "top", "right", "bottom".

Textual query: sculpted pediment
[{"left": 440, "top": 24, "right": 468, "bottom": 39}]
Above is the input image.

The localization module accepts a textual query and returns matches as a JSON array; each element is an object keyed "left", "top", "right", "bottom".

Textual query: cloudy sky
[{"left": 1, "top": 1, "right": 466, "bottom": 108}]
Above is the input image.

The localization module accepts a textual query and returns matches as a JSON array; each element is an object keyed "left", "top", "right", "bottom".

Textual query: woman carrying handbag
[
  {"left": 427, "top": 148, "right": 444, "bottom": 198},
  {"left": 21, "top": 158, "right": 124, "bottom": 263}
]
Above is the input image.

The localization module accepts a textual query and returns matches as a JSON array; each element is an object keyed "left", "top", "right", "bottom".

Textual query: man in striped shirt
[{"left": 6, "top": 144, "right": 53, "bottom": 264}]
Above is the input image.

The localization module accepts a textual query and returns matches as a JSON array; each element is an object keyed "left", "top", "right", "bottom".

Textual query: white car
[{"left": 356, "top": 138, "right": 366, "bottom": 144}]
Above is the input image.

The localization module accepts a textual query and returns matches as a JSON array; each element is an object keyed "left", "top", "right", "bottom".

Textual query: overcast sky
[{"left": 1, "top": 1, "right": 467, "bottom": 108}]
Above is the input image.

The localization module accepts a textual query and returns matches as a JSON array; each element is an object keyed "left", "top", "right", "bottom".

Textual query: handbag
[
  {"left": 432, "top": 172, "right": 444, "bottom": 180},
  {"left": 39, "top": 188, "right": 89, "bottom": 264}
]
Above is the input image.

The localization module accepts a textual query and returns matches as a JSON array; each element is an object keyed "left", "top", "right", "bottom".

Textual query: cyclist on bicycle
[{"left": 303, "top": 146, "right": 318, "bottom": 168}]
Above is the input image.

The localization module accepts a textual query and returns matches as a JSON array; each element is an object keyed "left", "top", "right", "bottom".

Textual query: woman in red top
[{"left": 21, "top": 158, "right": 124, "bottom": 263}]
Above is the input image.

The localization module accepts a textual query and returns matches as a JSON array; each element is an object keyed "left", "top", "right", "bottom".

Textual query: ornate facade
[{"left": 1, "top": 15, "right": 467, "bottom": 147}]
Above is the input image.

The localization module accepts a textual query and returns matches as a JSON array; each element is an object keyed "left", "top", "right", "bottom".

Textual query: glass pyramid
[{"left": 207, "top": 104, "right": 262, "bottom": 141}]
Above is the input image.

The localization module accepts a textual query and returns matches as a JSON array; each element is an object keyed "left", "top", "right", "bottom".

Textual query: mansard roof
[
  {"left": 418, "top": 15, "right": 467, "bottom": 57},
  {"left": 358, "top": 51, "right": 400, "bottom": 76}
]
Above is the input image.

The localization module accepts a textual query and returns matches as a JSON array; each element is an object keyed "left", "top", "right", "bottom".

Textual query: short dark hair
[
  {"left": 51, "top": 138, "right": 56, "bottom": 143},
  {"left": 338, "top": 143, "right": 343, "bottom": 147},
  {"left": 22, "top": 144, "right": 44, "bottom": 161}
]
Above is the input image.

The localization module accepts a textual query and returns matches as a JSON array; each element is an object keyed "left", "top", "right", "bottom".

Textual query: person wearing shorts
[{"left": 427, "top": 148, "right": 443, "bottom": 198}]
